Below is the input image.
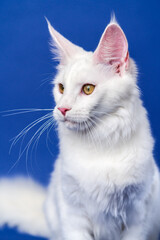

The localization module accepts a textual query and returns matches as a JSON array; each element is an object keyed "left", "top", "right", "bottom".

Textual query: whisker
[
  {"left": 30, "top": 120, "right": 56, "bottom": 173},
  {"left": 25, "top": 118, "right": 54, "bottom": 175},
  {"left": 1, "top": 108, "right": 53, "bottom": 117},
  {"left": 31, "top": 119, "right": 55, "bottom": 155},
  {"left": 18, "top": 116, "right": 53, "bottom": 158},
  {"left": 8, "top": 117, "right": 54, "bottom": 174},
  {"left": 9, "top": 112, "right": 53, "bottom": 153},
  {"left": 39, "top": 78, "right": 53, "bottom": 88},
  {"left": 45, "top": 122, "right": 57, "bottom": 158}
]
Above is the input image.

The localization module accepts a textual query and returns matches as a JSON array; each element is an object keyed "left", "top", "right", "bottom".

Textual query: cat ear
[
  {"left": 93, "top": 20, "right": 129, "bottom": 75},
  {"left": 46, "top": 18, "right": 82, "bottom": 64}
]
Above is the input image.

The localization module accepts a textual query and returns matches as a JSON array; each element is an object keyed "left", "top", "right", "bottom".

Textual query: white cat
[{"left": 0, "top": 17, "right": 160, "bottom": 240}]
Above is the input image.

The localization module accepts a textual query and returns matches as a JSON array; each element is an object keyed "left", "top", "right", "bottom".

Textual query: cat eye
[
  {"left": 59, "top": 83, "right": 64, "bottom": 94},
  {"left": 82, "top": 84, "right": 95, "bottom": 95}
]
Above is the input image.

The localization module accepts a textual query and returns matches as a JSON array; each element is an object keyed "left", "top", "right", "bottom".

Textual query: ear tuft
[
  {"left": 93, "top": 18, "right": 129, "bottom": 75},
  {"left": 45, "top": 17, "right": 63, "bottom": 62},
  {"left": 45, "top": 18, "right": 82, "bottom": 64},
  {"left": 110, "top": 12, "right": 118, "bottom": 25}
]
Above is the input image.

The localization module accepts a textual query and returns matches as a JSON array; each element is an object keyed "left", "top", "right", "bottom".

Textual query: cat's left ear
[
  {"left": 46, "top": 18, "right": 82, "bottom": 64},
  {"left": 93, "top": 21, "right": 129, "bottom": 75}
]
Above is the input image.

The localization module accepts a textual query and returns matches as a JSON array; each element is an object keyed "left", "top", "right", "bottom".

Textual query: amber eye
[
  {"left": 59, "top": 83, "right": 64, "bottom": 94},
  {"left": 82, "top": 84, "right": 95, "bottom": 95}
]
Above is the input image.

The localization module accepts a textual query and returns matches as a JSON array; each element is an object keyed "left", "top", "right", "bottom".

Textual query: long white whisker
[
  {"left": 31, "top": 121, "right": 56, "bottom": 173},
  {"left": 25, "top": 118, "right": 54, "bottom": 175},
  {"left": 10, "top": 112, "right": 53, "bottom": 153},
  {"left": 24, "top": 118, "right": 54, "bottom": 161},
  {"left": 8, "top": 117, "right": 53, "bottom": 174},
  {"left": 31, "top": 119, "right": 55, "bottom": 157},
  {"left": 2, "top": 108, "right": 53, "bottom": 117},
  {"left": 45, "top": 122, "right": 56, "bottom": 158}
]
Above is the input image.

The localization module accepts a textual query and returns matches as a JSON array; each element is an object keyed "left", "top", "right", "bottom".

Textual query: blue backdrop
[{"left": 0, "top": 0, "right": 160, "bottom": 239}]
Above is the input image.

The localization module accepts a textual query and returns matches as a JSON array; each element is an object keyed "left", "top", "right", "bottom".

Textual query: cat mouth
[
  {"left": 64, "top": 119, "right": 77, "bottom": 124},
  {"left": 63, "top": 118, "right": 80, "bottom": 130},
  {"left": 63, "top": 117, "right": 94, "bottom": 132}
]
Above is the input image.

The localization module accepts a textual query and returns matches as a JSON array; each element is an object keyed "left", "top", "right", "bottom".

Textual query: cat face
[{"left": 47, "top": 18, "right": 138, "bottom": 134}]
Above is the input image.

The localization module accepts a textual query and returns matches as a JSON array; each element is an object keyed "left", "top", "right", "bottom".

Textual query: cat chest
[
  {"left": 62, "top": 149, "right": 138, "bottom": 189},
  {"left": 62, "top": 170, "right": 143, "bottom": 226},
  {"left": 61, "top": 145, "right": 145, "bottom": 228}
]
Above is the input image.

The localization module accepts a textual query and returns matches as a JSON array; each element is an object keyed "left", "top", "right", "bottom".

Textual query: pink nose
[{"left": 58, "top": 107, "right": 71, "bottom": 116}]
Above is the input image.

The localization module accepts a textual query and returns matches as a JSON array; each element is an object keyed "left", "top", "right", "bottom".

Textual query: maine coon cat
[{"left": 0, "top": 17, "right": 160, "bottom": 240}]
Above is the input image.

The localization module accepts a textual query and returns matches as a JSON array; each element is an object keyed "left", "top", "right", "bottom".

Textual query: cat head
[{"left": 47, "top": 17, "right": 138, "bottom": 142}]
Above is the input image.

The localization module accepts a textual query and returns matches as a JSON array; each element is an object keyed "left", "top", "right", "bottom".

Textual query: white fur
[
  {"left": 0, "top": 177, "right": 50, "bottom": 238},
  {"left": 46, "top": 19, "right": 160, "bottom": 240},
  {"left": 0, "top": 18, "right": 160, "bottom": 240}
]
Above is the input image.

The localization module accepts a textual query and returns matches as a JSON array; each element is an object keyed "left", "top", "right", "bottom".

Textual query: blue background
[{"left": 0, "top": 0, "right": 160, "bottom": 239}]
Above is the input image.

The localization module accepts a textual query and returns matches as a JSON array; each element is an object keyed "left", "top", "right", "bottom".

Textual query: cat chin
[
  {"left": 64, "top": 119, "right": 79, "bottom": 130},
  {"left": 62, "top": 119, "right": 90, "bottom": 132}
]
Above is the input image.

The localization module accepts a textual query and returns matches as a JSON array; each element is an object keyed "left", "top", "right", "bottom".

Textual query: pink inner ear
[{"left": 94, "top": 23, "right": 128, "bottom": 70}]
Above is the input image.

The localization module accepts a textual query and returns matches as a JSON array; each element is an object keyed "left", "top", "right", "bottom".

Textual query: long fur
[
  {"left": 46, "top": 18, "right": 160, "bottom": 240},
  {"left": 0, "top": 18, "right": 160, "bottom": 240},
  {"left": 0, "top": 177, "right": 50, "bottom": 238}
]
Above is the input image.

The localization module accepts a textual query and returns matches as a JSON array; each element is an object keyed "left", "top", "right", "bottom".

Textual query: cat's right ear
[{"left": 46, "top": 18, "right": 81, "bottom": 64}]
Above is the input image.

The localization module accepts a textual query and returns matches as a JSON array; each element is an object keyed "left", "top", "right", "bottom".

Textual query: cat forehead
[
  {"left": 55, "top": 54, "right": 115, "bottom": 88},
  {"left": 55, "top": 53, "right": 100, "bottom": 85}
]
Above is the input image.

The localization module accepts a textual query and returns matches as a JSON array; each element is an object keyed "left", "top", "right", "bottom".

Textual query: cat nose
[{"left": 58, "top": 107, "right": 71, "bottom": 116}]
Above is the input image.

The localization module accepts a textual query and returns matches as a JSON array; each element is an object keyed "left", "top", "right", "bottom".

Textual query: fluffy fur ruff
[{"left": 0, "top": 17, "right": 160, "bottom": 240}]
